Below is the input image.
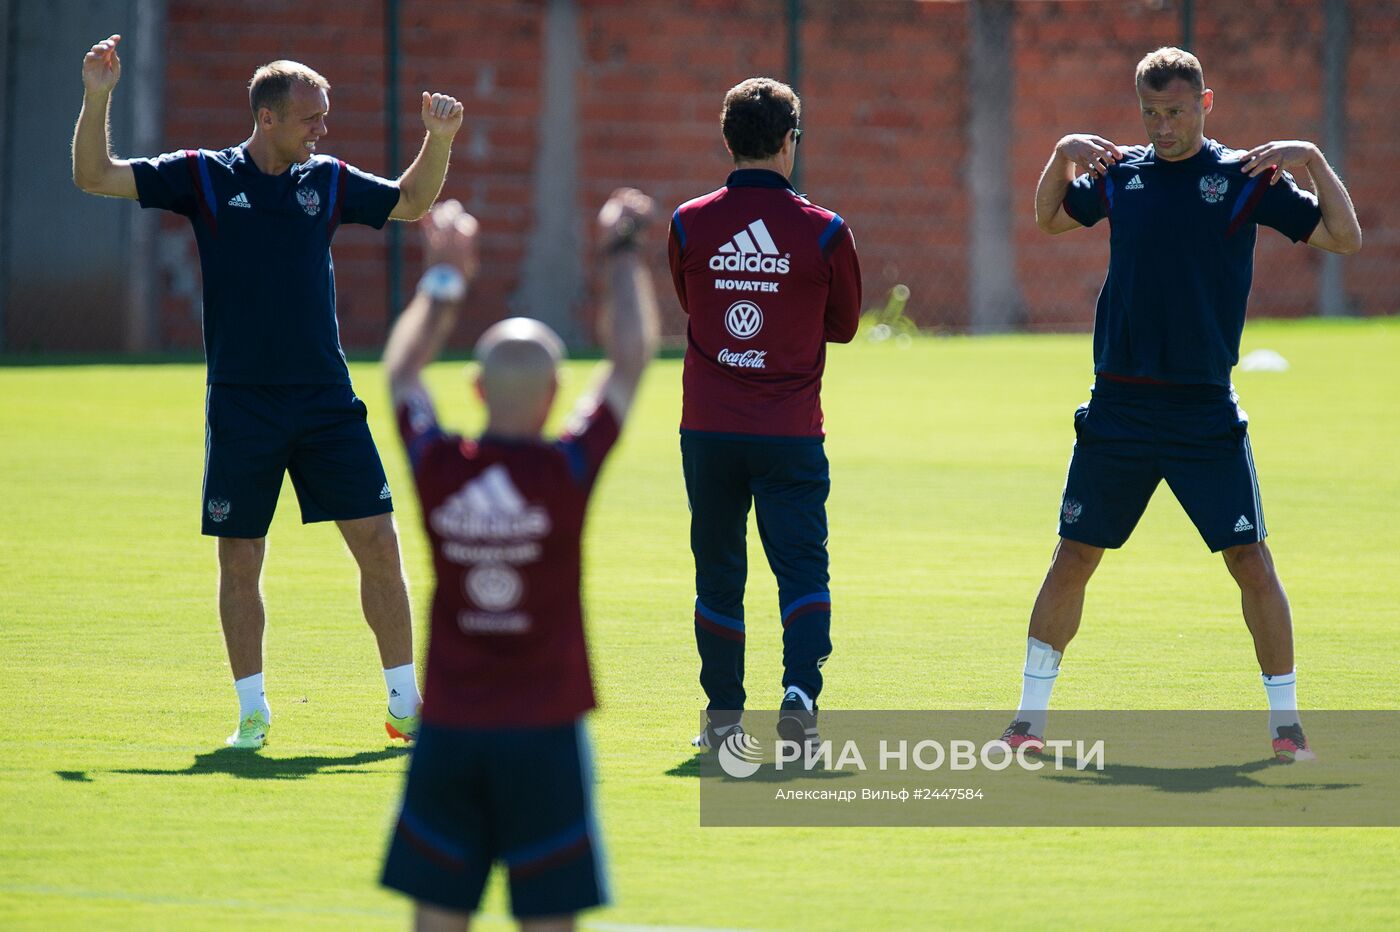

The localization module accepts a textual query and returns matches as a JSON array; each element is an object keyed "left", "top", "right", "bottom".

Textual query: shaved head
[{"left": 473, "top": 318, "right": 565, "bottom": 431}]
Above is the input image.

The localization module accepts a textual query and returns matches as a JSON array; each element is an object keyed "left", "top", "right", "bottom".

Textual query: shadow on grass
[
  {"left": 665, "top": 753, "right": 857, "bottom": 783},
  {"left": 666, "top": 752, "right": 1356, "bottom": 795},
  {"left": 0, "top": 347, "right": 687, "bottom": 368},
  {"left": 665, "top": 754, "right": 705, "bottom": 778},
  {"left": 69, "top": 746, "right": 410, "bottom": 782},
  {"left": 1045, "top": 755, "right": 1359, "bottom": 794}
]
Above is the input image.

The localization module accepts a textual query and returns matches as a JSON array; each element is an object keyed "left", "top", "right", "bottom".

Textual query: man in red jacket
[
  {"left": 380, "top": 190, "right": 659, "bottom": 927},
  {"left": 668, "top": 77, "right": 862, "bottom": 751}
]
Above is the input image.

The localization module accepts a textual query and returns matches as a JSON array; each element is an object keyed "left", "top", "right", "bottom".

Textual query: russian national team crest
[
  {"left": 1061, "top": 497, "right": 1082, "bottom": 525},
  {"left": 207, "top": 498, "right": 232, "bottom": 523},
  {"left": 724, "top": 300, "right": 764, "bottom": 340},
  {"left": 296, "top": 186, "right": 322, "bottom": 216},
  {"left": 1199, "top": 174, "right": 1229, "bottom": 204}
]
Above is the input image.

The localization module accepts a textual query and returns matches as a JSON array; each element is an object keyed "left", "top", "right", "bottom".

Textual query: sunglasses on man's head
[{"left": 792, "top": 127, "right": 803, "bottom": 145}]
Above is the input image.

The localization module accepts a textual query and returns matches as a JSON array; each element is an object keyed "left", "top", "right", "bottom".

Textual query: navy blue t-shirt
[
  {"left": 1063, "top": 138, "right": 1322, "bottom": 386},
  {"left": 132, "top": 146, "right": 400, "bottom": 385}
]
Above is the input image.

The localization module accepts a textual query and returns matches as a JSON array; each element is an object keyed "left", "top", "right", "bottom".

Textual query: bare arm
[
  {"left": 1034, "top": 134, "right": 1122, "bottom": 234},
  {"left": 72, "top": 35, "right": 138, "bottom": 199},
  {"left": 385, "top": 200, "right": 479, "bottom": 405},
  {"left": 589, "top": 189, "right": 660, "bottom": 422},
  {"left": 389, "top": 92, "right": 465, "bottom": 222},
  {"left": 1242, "top": 141, "right": 1362, "bottom": 255}
]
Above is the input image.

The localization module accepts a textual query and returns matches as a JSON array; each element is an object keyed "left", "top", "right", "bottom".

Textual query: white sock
[
  {"left": 385, "top": 663, "right": 422, "bottom": 718},
  {"left": 783, "top": 684, "right": 814, "bottom": 711},
  {"left": 1262, "top": 670, "right": 1300, "bottom": 736},
  {"left": 1016, "top": 637, "right": 1061, "bottom": 737},
  {"left": 234, "top": 672, "right": 270, "bottom": 721}
]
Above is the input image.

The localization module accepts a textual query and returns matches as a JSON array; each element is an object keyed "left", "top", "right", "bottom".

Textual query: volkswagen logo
[{"left": 724, "top": 301, "right": 763, "bottom": 340}]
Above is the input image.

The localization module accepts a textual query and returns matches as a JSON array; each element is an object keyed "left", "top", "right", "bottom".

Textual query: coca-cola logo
[{"left": 718, "top": 348, "right": 767, "bottom": 369}]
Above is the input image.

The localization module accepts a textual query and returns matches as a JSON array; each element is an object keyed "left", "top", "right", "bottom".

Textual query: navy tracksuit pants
[{"left": 681, "top": 432, "right": 833, "bottom": 725}]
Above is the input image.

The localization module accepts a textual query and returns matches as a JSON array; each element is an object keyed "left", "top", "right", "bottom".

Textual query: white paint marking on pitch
[
  {"left": 593, "top": 918, "right": 767, "bottom": 923},
  {"left": 0, "top": 884, "right": 404, "bottom": 920},
  {"left": 0, "top": 884, "right": 765, "bottom": 931}
]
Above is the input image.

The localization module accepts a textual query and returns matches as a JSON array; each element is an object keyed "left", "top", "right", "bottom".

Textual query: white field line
[{"left": 0, "top": 884, "right": 765, "bottom": 932}]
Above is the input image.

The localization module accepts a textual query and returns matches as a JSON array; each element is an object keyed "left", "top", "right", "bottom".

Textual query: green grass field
[{"left": 3, "top": 318, "right": 1398, "bottom": 929}]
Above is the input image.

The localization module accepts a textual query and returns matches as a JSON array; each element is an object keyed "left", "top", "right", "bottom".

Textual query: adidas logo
[
  {"left": 709, "top": 219, "right": 791, "bottom": 274},
  {"left": 1124, "top": 174, "right": 1144, "bottom": 191},
  {"left": 379, "top": 482, "right": 392, "bottom": 501},
  {"left": 464, "top": 465, "right": 525, "bottom": 515},
  {"left": 1234, "top": 515, "right": 1254, "bottom": 533},
  {"left": 227, "top": 192, "right": 251, "bottom": 208},
  {"left": 430, "top": 464, "right": 551, "bottom": 540}
]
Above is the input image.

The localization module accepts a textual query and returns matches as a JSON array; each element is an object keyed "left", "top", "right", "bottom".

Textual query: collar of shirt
[
  {"left": 234, "top": 144, "right": 276, "bottom": 180},
  {"left": 725, "top": 168, "right": 795, "bottom": 190},
  {"left": 1146, "top": 138, "right": 1219, "bottom": 169},
  {"left": 479, "top": 432, "right": 548, "bottom": 448},
  {"left": 236, "top": 143, "right": 316, "bottom": 180}
]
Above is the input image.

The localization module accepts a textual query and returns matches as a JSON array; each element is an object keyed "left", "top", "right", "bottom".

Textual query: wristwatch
[{"left": 418, "top": 264, "right": 466, "bottom": 302}]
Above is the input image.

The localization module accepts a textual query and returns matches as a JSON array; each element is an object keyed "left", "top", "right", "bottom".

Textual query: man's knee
[
  {"left": 364, "top": 517, "right": 401, "bottom": 559},
  {"left": 343, "top": 516, "right": 404, "bottom": 571},
  {"left": 1222, "top": 542, "right": 1278, "bottom": 591},
  {"left": 695, "top": 587, "right": 746, "bottom": 622},
  {"left": 218, "top": 537, "right": 265, "bottom": 584},
  {"left": 1048, "top": 538, "right": 1104, "bottom": 588}
]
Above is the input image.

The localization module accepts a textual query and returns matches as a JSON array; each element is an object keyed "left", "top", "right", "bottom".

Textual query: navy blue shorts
[
  {"left": 381, "top": 719, "right": 609, "bottom": 918},
  {"left": 201, "top": 384, "right": 392, "bottom": 538},
  {"left": 1058, "top": 380, "right": 1267, "bottom": 553}
]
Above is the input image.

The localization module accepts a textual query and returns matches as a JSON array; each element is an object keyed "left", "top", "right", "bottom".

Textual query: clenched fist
[
  {"left": 597, "top": 188, "right": 656, "bottom": 254},
  {"left": 82, "top": 35, "right": 123, "bottom": 94},
  {"left": 421, "top": 92, "right": 465, "bottom": 138}
]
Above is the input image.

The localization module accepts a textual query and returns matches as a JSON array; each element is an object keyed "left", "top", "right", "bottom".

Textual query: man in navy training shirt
[
  {"left": 1007, "top": 47, "right": 1361, "bottom": 763},
  {"left": 378, "top": 191, "right": 658, "bottom": 929},
  {"left": 72, "top": 34, "right": 467, "bottom": 749},
  {"left": 668, "top": 78, "right": 862, "bottom": 753}
]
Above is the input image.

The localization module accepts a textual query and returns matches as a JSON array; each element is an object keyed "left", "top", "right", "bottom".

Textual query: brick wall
[
  {"left": 1337, "top": 0, "right": 1400, "bottom": 312},
  {"left": 153, "top": 0, "right": 1398, "bottom": 351}
]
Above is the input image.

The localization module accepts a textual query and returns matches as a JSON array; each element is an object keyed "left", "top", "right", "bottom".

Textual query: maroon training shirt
[
  {"left": 397, "top": 391, "right": 619, "bottom": 728},
  {"left": 668, "top": 168, "right": 862, "bottom": 438}
]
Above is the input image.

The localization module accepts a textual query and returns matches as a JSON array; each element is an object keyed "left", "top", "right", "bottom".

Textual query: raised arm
[
  {"left": 1034, "top": 134, "right": 1122, "bottom": 234},
  {"left": 389, "top": 92, "right": 465, "bottom": 222},
  {"left": 1242, "top": 141, "right": 1362, "bottom": 255},
  {"left": 384, "top": 200, "right": 480, "bottom": 406},
  {"left": 591, "top": 189, "right": 660, "bottom": 422},
  {"left": 72, "top": 34, "right": 138, "bottom": 199}
]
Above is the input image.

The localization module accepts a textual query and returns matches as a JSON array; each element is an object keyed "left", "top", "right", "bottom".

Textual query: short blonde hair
[
  {"left": 1135, "top": 47, "right": 1204, "bottom": 93},
  {"left": 248, "top": 60, "right": 329, "bottom": 117}
]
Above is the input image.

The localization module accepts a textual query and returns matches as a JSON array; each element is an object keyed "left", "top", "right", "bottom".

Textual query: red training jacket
[{"left": 668, "top": 168, "right": 862, "bottom": 438}]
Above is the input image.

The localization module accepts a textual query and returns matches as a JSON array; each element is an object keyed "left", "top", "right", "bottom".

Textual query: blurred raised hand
[
  {"left": 597, "top": 187, "right": 656, "bottom": 252},
  {"left": 421, "top": 199, "right": 480, "bottom": 281}
]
